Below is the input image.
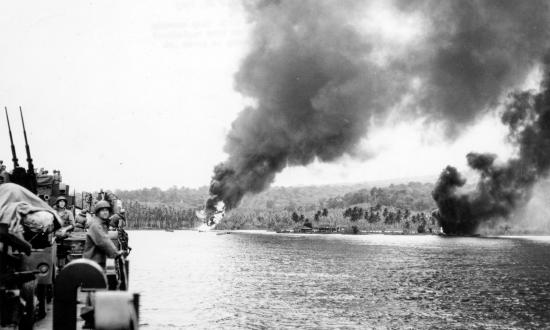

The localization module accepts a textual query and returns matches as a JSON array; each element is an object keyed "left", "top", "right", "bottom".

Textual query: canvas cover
[{"left": 0, "top": 183, "right": 62, "bottom": 231}]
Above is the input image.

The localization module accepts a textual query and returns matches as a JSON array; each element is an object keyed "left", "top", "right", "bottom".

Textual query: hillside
[{"left": 115, "top": 180, "right": 437, "bottom": 212}]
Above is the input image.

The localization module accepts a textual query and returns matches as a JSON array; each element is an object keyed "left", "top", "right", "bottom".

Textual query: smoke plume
[
  {"left": 206, "top": 0, "right": 550, "bottom": 216},
  {"left": 400, "top": 0, "right": 550, "bottom": 133},
  {"left": 433, "top": 56, "right": 550, "bottom": 234}
]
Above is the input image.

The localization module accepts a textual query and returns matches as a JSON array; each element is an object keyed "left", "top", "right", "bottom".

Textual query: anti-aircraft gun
[
  {"left": 2, "top": 107, "right": 74, "bottom": 206},
  {"left": 0, "top": 108, "right": 71, "bottom": 328},
  {"left": 37, "top": 169, "right": 75, "bottom": 208},
  {"left": 4, "top": 107, "right": 34, "bottom": 192},
  {"left": 0, "top": 108, "right": 58, "bottom": 329},
  {"left": 1, "top": 108, "right": 137, "bottom": 329}
]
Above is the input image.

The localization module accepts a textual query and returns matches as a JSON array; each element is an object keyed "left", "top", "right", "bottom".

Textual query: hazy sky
[{"left": 0, "top": 0, "right": 532, "bottom": 191}]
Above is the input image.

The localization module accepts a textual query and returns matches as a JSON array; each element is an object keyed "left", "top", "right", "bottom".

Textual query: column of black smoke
[
  {"left": 207, "top": 0, "right": 404, "bottom": 213},
  {"left": 433, "top": 57, "right": 550, "bottom": 235},
  {"left": 206, "top": 0, "right": 550, "bottom": 217}
]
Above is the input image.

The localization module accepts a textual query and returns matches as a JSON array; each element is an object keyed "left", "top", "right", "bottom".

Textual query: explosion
[
  {"left": 196, "top": 201, "right": 225, "bottom": 228},
  {"left": 433, "top": 57, "right": 550, "bottom": 235},
  {"left": 203, "top": 0, "right": 550, "bottom": 227}
]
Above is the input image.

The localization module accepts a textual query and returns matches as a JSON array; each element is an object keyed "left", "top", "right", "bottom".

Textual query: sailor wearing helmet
[
  {"left": 54, "top": 196, "right": 75, "bottom": 236},
  {"left": 83, "top": 201, "right": 122, "bottom": 270}
]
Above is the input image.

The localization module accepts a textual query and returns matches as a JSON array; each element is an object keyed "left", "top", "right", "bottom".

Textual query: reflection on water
[{"left": 130, "top": 231, "right": 550, "bottom": 329}]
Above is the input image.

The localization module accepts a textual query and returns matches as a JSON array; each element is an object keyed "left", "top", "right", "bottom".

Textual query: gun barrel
[
  {"left": 19, "top": 106, "right": 34, "bottom": 172},
  {"left": 4, "top": 107, "right": 19, "bottom": 168}
]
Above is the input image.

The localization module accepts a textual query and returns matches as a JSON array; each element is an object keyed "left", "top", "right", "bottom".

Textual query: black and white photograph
[{"left": 1, "top": 0, "right": 550, "bottom": 329}]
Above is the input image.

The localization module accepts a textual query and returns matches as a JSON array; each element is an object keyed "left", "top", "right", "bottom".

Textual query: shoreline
[{"left": 125, "top": 229, "right": 550, "bottom": 237}]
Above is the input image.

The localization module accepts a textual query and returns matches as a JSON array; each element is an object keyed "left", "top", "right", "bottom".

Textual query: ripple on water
[{"left": 130, "top": 231, "right": 550, "bottom": 329}]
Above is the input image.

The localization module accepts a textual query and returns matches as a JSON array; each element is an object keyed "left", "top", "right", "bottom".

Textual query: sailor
[
  {"left": 74, "top": 209, "right": 89, "bottom": 231},
  {"left": 97, "top": 188, "right": 106, "bottom": 201},
  {"left": 110, "top": 209, "right": 130, "bottom": 252},
  {"left": 54, "top": 196, "right": 75, "bottom": 236},
  {"left": 81, "top": 201, "right": 124, "bottom": 328},
  {"left": 0, "top": 161, "right": 9, "bottom": 184},
  {"left": 83, "top": 200, "right": 121, "bottom": 270}
]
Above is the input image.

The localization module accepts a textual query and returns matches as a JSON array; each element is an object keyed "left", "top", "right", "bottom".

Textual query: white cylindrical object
[{"left": 94, "top": 291, "right": 138, "bottom": 330}]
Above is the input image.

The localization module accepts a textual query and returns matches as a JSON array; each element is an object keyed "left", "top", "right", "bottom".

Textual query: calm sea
[{"left": 129, "top": 231, "right": 550, "bottom": 329}]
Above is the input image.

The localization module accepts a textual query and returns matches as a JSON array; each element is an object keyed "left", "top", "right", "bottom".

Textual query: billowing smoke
[
  {"left": 207, "top": 0, "right": 403, "bottom": 213},
  {"left": 205, "top": 0, "right": 550, "bottom": 220},
  {"left": 400, "top": 0, "right": 550, "bottom": 133},
  {"left": 433, "top": 56, "right": 550, "bottom": 235}
]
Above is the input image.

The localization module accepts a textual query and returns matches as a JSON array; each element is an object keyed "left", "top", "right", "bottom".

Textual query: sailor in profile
[{"left": 110, "top": 208, "right": 131, "bottom": 252}]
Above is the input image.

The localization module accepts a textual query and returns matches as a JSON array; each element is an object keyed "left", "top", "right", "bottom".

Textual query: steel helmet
[
  {"left": 55, "top": 196, "right": 67, "bottom": 205},
  {"left": 94, "top": 200, "right": 112, "bottom": 215}
]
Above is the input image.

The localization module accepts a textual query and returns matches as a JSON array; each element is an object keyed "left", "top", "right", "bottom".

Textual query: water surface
[{"left": 130, "top": 231, "right": 550, "bottom": 329}]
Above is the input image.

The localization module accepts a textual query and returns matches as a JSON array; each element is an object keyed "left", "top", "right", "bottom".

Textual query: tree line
[
  {"left": 322, "top": 182, "right": 436, "bottom": 211},
  {"left": 111, "top": 181, "right": 439, "bottom": 231},
  {"left": 123, "top": 200, "right": 197, "bottom": 229},
  {"left": 116, "top": 201, "right": 437, "bottom": 232},
  {"left": 216, "top": 204, "right": 437, "bottom": 233}
]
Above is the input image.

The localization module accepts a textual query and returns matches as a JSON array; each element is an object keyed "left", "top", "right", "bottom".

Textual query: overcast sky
[{"left": 0, "top": 0, "right": 534, "bottom": 192}]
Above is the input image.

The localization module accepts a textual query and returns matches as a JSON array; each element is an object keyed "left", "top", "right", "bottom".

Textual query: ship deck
[{"left": 35, "top": 295, "right": 86, "bottom": 330}]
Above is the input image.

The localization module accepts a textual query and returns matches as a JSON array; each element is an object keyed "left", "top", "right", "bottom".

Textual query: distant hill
[
  {"left": 115, "top": 176, "right": 438, "bottom": 212},
  {"left": 114, "top": 176, "right": 550, "bottom": 233},
  {"left": 239, "top": 183, "right": 372, "bottom": 210},
  {"left": 114, "top": 183, "right": 369, "bottom": 209},
  {"left": 115, "top": 186, "right": 208, "bottom": 209}
]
